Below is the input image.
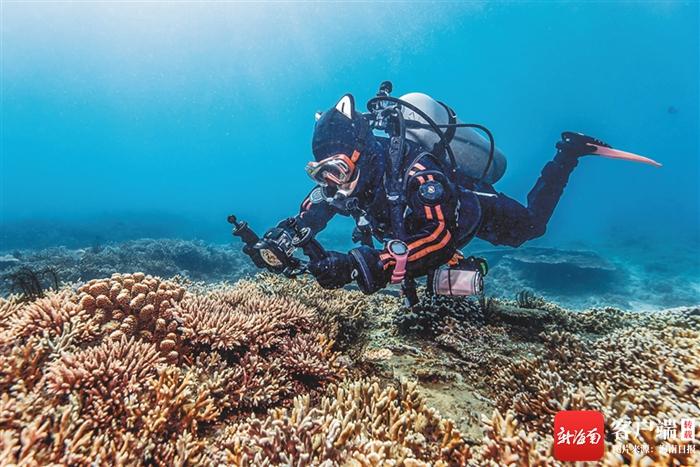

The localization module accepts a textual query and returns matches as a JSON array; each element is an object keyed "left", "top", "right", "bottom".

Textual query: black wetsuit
[{"left": 296, "top": 137, "right": 579, "bottom": 290}]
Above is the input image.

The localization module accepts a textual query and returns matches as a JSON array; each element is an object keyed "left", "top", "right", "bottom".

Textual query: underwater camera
[{"left": 228, "top": 214, "right": 326, "bottom": 278}]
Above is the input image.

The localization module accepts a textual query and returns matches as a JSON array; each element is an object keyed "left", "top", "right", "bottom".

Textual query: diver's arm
[
  {"left": 345, "top": 166, "right": 457, "bottom": 294},
  {"left": 295, "top": 186, "right": 336, "bottom": 235}
]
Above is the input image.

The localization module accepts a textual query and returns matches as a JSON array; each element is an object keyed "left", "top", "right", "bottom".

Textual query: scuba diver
[{"left": 230, "top": 82, "right": 659, "bottom": 305}]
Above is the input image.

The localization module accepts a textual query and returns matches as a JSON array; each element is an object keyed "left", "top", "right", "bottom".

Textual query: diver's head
[{"left": 306, "top": 94, "right": 379, "bottom": 196}]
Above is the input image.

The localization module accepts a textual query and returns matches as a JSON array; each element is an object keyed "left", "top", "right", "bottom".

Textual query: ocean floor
[
  {"left": 0, "top": 241, "right": 698, "bottom": 465},
  {"left": 1, "top": 238, "right": 699, "bottom": 464}
]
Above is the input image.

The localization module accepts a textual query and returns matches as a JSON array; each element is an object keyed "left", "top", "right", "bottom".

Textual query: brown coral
[
  {"left": 178, "top": 284, "right": 316, "bottom": 351},
  {"left": 0, "top": 289, "right": 96, "bottom": 346},
  {"left": 0, "top": 273, "right": 354, "bottom": 466},
  {"left": 2, "top": 270, "right": 698, "bottom": 466},
  {"left": 476, "top": 409, "right": 555, "bottom": 466},
  {"left": 214, "top": 379, "right": 472, "bottom": 466},
  {"left": 491, "top": 325, "right": 700, "bottom": 436},
  {"left": 46, "top": 336, "right": 164, "bottom": 426},
  {"left": 243, "top": 273, "right": 396, "bottom": 352},
  {"left": 76, "top": 273, "right": 186, "bottom": 361}
]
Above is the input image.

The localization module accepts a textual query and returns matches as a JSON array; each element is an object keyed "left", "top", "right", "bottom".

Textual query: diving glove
[
  {"left": 308, "top": 246, "right": 386, "bottom": 293},
  {"left": 308, "top": 251, "right": 354, "bottom": 289}
]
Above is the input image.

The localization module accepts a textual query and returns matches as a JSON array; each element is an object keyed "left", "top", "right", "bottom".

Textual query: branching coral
[
  {"left": 0, "top": 289, "right": 96, "bottom": 347},
  {"left": 0, "top": 273, "right": 354, "bottom": 466},
  {"left": 422, "top": 291, "right": 699, "bottom": 464},
  {"left": 242, "top": 273, "right": 394, "bottom": 352},
  {"left": 46, "top": 336, "right": 164, "bottom": 426},
  {"left": 178, "top": 287, "right": 315, "bottom": 351},
  {"left": 476, "top": 409, "right": 555, "bottom": 466},
  {"left": 2, "top": 269, "right": 698, "bottom": 466},
  {"left": 213, "top": 379, "right": 472, "bottom": 466},
  {"left": 76, "top": 273, "right": 185, "bottom": 362},
  {"left": 278, "top": 333, "right": 342, "bottom": 391},
  {"left": 490, "top": 321, "right": 700, "bottom": 462},
  {"left": 0, "top": 295, "right": 22, "bottom": 332}
]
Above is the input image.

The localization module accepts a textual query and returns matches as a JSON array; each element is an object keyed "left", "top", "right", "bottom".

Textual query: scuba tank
[{"left": 399, "top": 92, "right": 507, "bottom": 185}]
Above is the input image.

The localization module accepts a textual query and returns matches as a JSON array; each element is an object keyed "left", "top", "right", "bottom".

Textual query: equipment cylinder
[
  {"left": 399, "top": 92, "right": 507, "bottom": 185},
  {"left": 433, "top": 268, "right": 483, "bottom": 296}
]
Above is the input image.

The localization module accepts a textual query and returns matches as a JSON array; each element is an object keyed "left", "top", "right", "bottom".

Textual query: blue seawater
[{"left": 1, "top": 2, "right": 698, "bottom": 306}]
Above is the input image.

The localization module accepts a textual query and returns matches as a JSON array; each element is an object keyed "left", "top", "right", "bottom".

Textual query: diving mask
[{"left": 305, "top": 150, "right": 361, "bottom": 187}]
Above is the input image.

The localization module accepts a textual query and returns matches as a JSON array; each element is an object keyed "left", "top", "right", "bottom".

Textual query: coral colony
[{"left": 0, "top": 272, "right": 698, "bottom": 465}]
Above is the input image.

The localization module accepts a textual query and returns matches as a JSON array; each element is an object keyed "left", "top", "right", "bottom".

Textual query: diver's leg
[
  {"left": 524, "top": 146, "right": 580, "bottom": 231},
  {"left": 476, "top": 136, "right": 582, "bottom": 247},
  {"left": 476, "top": 191, "right": 546, "bottom": 247}
]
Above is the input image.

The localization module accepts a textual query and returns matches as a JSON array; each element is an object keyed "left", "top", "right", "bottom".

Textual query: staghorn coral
[
  {"left": 0, "top": 289, "right": 97, "bottom": 346},
  {"left": 46, "top": 336, "right": 164, "bottom": 420},
  {"left": 476, "top": 409, "right": 555, "bottom": 466},
  {"left": 212, "top": 379, "right": 472, "bottom": 466},
  {"left": 179, "top": 285, "right": 315, "bottom": 351},
  {"left": 244, "top": 273, "right": 395, "bottom": 353},
  {"left": 420, "top": 291, "right": 699, "bottom": 464},
  {"left": 0, "top": 295, "right": 22, "bottom": 331},
  {"left": 0, "top": 273, "right": 351, "bottom": 465},
  {"left": 490, "top": 323, "right": 700, "bottom": 455},
  {"left": 278, "top": 333, "right": 342, "bottom": 391},
  {"left": 2, "top": 269, "right": 699, "bottom": 465}
]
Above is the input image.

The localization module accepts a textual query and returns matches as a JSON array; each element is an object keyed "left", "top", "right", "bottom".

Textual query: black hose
[
  {"left": 442, "top": 122, "right": 495, "bottom": 183},
  {"left": 367, "top": 96, "right": 459, "bottom": 177},
  {"left": 405, "top": 121, "right": 496, "bottom": 184},
  {"left": 386, "top": 107, "right": 408, "bottom": 240}
]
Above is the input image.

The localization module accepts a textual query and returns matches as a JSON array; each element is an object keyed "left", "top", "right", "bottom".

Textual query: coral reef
[
  {"left": 478, "top": 409, "right": 555, "bottom": 466},
  {"left": 429, "top": 297, "right": 700, "bottom": 464},
  {"left": 4, "top": 239, "right": 699, "bottom": 311},
  {"left": 478, "top": 247, "right": 620, "bottom": 298},
  {"left": 477, "top": 246, "right": 700, "bottom": 310},
  {"left": 1, "top": 269, "right": 698, "bottom": 465},
  {"left": 395, "top": 293, "right": 487, "bottom": 335},
  {"left": 210, "top": 380, "right": 472, "bottom": 466},
  {"left": 0, "top": 274, "right": 345, "bottom": 465},
  {"left": 244, "top": 273, "right": 396, "bottom": 354},
  {"left": 0, "top": 239, "right": 254, "bottom": 295}
]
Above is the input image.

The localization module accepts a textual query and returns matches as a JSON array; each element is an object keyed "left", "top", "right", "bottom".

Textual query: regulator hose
[
  {"left": 367, "top": 96, "right": 459, "bottom": 178},
  {"left": 368, "top": 96, "right": 496, "bottom": 184},
  {"left": 433, "top": 122, "right": 495, "bottom": 185}
]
